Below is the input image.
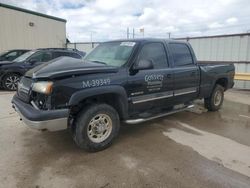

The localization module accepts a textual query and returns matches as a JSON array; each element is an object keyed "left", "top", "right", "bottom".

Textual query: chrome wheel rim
[
  {"left": 87, "top": 114, "right": 113, "bottom": 143},
  {"left": 214, "top": 90, "right": 222, "bottom": 106},
  {"left": 5, "top": 75, "right": 20, "bottom": 90}
]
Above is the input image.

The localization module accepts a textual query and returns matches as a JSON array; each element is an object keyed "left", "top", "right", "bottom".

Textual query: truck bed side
[{"left": 198, "top": 63, "right": 235, "bottom": 99}]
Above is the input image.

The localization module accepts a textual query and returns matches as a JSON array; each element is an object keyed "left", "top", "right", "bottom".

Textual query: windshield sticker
[
  {"left": 82, "top": 78, "right": 111, "bottom": 88},
  {"left": 120, "top": 42, "right": 136, "bottom": 47}
]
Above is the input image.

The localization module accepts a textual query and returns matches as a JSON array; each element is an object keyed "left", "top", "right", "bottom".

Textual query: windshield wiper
[{"left": 91, "top": 60, "right": 107, "bottom": 65}]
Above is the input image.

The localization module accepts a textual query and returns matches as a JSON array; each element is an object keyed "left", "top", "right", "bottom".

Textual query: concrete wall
[{"left": 0, "top": 4, "right": 66, "bottom": 52}]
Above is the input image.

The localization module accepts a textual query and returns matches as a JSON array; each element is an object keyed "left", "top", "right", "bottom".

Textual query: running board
[{"left": 124, "top": 104, "right": 194, "bottom": 124}]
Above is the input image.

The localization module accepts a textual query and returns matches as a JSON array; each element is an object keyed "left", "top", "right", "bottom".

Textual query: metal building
[
  {"left": 0, "top": 3, "right": 66, "bottom": 52},
  {"left": 177, "top": 33, "right": 250, "bottom": 89}
]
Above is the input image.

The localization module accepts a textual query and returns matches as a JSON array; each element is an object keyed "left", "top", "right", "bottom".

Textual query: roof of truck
[{"left": 105, "top": 38, "right": 187, "bottom": 44}]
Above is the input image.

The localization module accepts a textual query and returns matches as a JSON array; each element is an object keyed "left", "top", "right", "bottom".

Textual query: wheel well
[
  {"left": 215, "top": 78, "right": 228, "bottom": 90},
  {"left": 1, "top": 72, "right": 22, "bottom": 85},
  {"left": 3, "top": 72, "right": 22, "bottom": 79},
  {"left": 70, "top": 93, "right": 127, "bottom": 120}
]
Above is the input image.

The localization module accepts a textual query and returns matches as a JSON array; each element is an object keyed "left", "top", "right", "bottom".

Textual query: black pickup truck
[{"left": 12, "top": 39, "right": 235, "bottom": 151}]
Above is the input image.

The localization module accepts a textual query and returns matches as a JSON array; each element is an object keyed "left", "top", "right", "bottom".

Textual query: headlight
[{"left": 32, "top": 81, "right": 53, "bottom": 94}]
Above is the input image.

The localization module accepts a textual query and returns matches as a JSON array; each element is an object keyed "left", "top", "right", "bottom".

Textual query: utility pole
[
  {"left": 133, "top": 28, "right": 135, "bottom": 39},
  {"left": 127, "top": 28, "right": 129, "bottom": 39},
  {"left": 90, "top": 32, "right": 93, "bottom": 43},
  {"left": 168, "top": 32, "right": 171, "bottom": 39}
]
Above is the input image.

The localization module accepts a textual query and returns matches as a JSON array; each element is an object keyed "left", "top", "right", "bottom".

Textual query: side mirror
[
  {"left": 134, "top": 59, "right": 154, "bottom": 70},
  {"left": 28, "top": 58, "right": 38, "bottom": 64}
]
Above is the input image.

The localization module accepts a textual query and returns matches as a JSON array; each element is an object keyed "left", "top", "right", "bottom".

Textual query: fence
[{"left": 67, "top": 42, "right": 99, "bottom": 53}]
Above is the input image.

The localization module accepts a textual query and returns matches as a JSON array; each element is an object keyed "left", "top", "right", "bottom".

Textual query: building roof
[{"left": 0, "top": 3, "right": 66, "bottom": 23}]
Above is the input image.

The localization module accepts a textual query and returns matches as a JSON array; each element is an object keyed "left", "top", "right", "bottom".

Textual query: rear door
[
  {"left": 169, "top": 43, "right": 199, "bottom": 103},
  {"left": 127, "top": 42, "right": 174, "bottom": 112}
]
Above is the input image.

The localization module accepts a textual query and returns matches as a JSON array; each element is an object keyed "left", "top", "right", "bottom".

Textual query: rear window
[
  {"left": 69, "top": 52, "right": 82, "bottom": 59},
  {"left": 53, "top": 51, "right": 82, "bottom": 59},
  {"left": 169, "top": 43, "right": 193, "bottom": 66}
]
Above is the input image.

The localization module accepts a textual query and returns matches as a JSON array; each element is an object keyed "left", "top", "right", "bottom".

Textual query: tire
[
  {"left": 2, "top": 73, "right": 20, "bottom": 91},
  {"left": 73, "top": 103, "right": 120, "bottom": 152},
  {"left": 204, "top": 84, "right": 224, "bottom": 111}
]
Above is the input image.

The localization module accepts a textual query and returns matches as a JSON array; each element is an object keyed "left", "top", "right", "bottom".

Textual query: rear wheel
[
  {"left": 73, "top": 103, "right": 120, "bottom": 152},
  {"left": 204, "top": 84, "right": 224, "bottom": 111},
  {"left": 3, "top": 73, "right": 20, "bottom": 91}
]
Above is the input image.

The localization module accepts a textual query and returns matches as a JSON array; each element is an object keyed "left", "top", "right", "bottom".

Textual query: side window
[
  {"left": 41, "top": 52, "right": 52, "bottom": 62},
  {"left": 69, "top": 52, "right": 82, "bottom": 59},
  {"left": 29, "top": 52, "right": 44, "bottom": 62},
  {"left": 138, "top": 43, "right": 168, "bottom": 69},
  {"left": 52, "top": 52, "right": 64, "bottom": 58},
  {"left": 17, "top": 51, "right": 23, "bottom": 56},
  {"left": 169, "top": 43, "right": 193, "bottom": 66},
  {"left": 62, "top": 52, "right": 73, "bottom": 57},
  {"left": 5, "top": 51, "right": 18, "bottom": 60},
  {"left": 53, "top": 51, "right": 81, "bottom": 59}
]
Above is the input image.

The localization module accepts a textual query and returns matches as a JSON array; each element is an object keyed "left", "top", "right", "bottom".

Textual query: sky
[{"left": 1, "top": 0, "right": 250, "bottom": 42}]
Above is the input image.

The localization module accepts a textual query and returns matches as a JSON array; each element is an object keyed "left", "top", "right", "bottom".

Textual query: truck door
[
  {"left": 127, "top": 42, "right": 174, "bottom": 113},
  {"left": 169, "top": 43, "right": 199, "bottom": 104}
]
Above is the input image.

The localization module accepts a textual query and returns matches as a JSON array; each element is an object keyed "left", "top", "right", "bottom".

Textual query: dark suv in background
[
  {"left": 0, "top": 49, "right": 30, "bottom": 62},
  {"left": 0, "top": 48, "right": 84, "bottom": 90}
]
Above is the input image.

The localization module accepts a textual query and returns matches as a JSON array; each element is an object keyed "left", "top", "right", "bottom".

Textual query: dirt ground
[{"left": 0, "top": 89, "right": 250, "bottom": 188}]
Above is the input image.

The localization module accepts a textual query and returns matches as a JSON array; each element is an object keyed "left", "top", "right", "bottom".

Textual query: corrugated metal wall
[
  {"left": 0, "top": 5, "right": 66, "bottom": 52},
  {"left": 187, "top": 35, "right": 250, "bottom": 61},
  {"left": 178, "top": 34, "right": 250, "bottom": 89}
]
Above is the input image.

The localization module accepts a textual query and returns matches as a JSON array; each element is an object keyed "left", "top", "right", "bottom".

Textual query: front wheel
[
  {"left": 73, "top": 103, "right": 120, "bottom": 152},
  {"left": 3, "top": 73, "right": 20, "bottom": 91},
  {"left": 204, "top": 84, "right": 224, "bottom": 111}
]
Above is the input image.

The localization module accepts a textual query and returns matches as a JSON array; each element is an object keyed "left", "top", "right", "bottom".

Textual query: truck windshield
[
  {"left": 84, "top": 41, "right": 136, "bottom": 67},
  {"left": 13, "top": 51, "right": 36, "bottom": 63}
]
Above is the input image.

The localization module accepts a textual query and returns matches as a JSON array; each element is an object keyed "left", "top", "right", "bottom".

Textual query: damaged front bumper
[{"left": 12, "top": 94, "right": 69, "bottom": 131}]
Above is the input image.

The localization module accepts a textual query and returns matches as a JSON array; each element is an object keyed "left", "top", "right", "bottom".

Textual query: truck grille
[{"left": 17, "top": 77, "right": 33, "bottom": 103}]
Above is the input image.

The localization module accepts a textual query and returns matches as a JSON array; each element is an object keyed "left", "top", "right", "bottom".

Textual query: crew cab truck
[{"left": 12, "top": 39, "right": 235, "bottom": 152}]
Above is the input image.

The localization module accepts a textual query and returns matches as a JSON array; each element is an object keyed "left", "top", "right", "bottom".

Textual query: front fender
[{"left": 68, "top": 85, "right": 128, "bottom": 118}]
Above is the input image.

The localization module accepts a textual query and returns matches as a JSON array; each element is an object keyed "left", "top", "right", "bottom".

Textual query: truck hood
[{"left": 25, "top": 57, "right": 119, "bottom": 79}]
